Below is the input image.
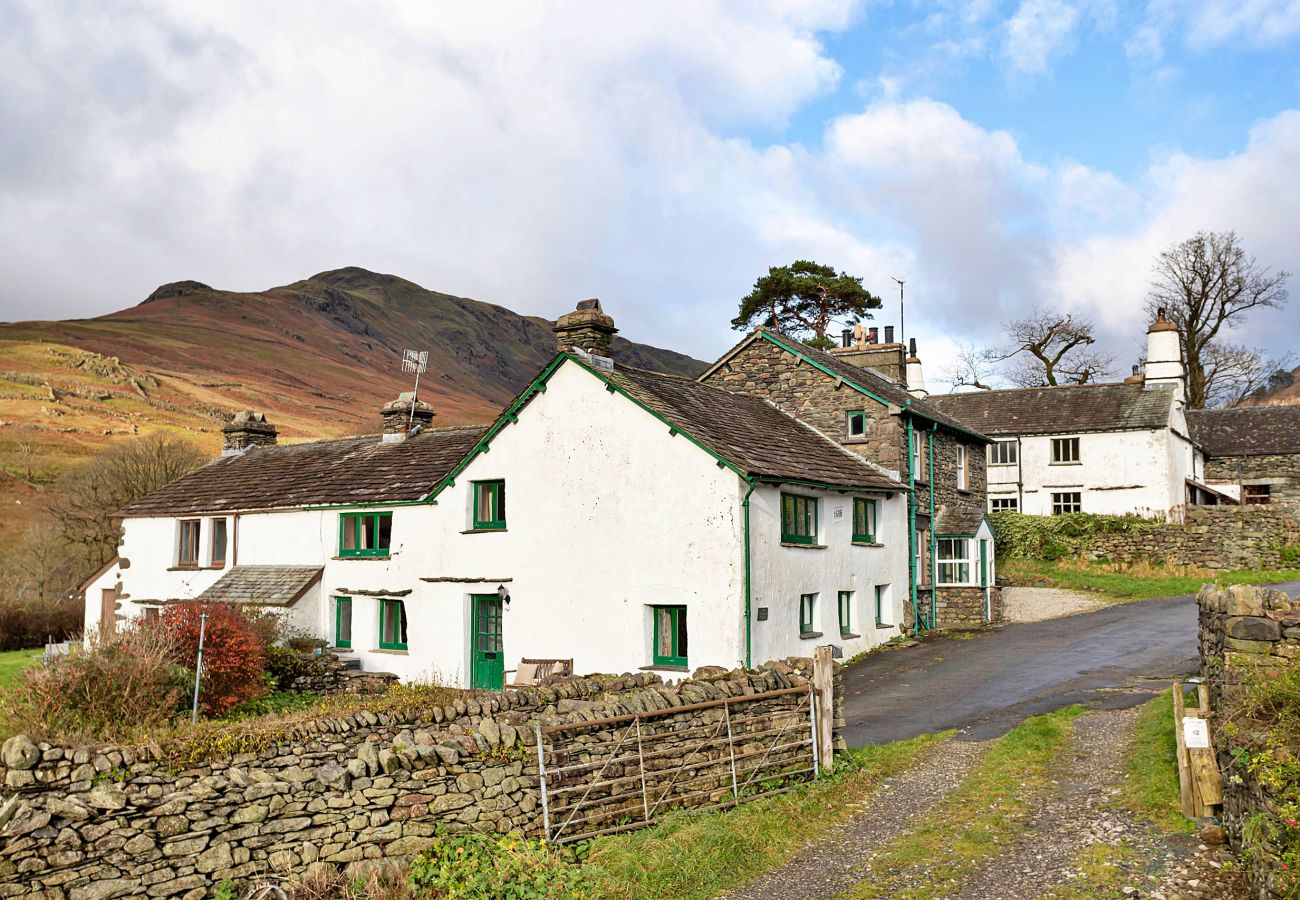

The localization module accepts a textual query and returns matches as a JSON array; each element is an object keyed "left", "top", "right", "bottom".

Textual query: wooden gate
[{"left": 534, "top": 684, "right": 820, "bottom": 845}]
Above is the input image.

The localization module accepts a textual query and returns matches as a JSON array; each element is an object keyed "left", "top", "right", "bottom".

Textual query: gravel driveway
[{"left": 1002, "top": 586, "right": 1108, "bottom": 622}]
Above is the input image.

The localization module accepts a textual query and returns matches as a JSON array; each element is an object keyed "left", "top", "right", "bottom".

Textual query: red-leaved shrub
[{"left": 159, "top": 602, "right": 268, "bottom": 715}]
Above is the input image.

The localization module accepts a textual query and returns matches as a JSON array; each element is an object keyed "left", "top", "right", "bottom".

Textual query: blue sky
[{"left": 1, "top": 1, "right": 1297, "bottom": 388}]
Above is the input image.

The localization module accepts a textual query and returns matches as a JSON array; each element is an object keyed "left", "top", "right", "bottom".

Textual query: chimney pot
[
  {"left": 908, "top": 337, "right": 917, "bottom": 357},
  {"left": 868, "top": 327, "right": 878, "bottom": 344},
  {"left": 556, "top": 298, "right": 618, "bottom": 358},
  {"left": 884, "top": 325, "right": 895, "bottom": 344},
  {"left": 222, "top": 411, "right": 277, "bottom": 455},
  {"left": 841, "top": 328, "right": 852, "bottom": 348},
  {"left": 1132, "top": 364, "right": 1140, "bottom": 376}
]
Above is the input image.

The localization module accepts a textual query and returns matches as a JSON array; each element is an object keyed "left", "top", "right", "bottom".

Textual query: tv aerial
[{"left": 401, "top": 349, "right": 429, "bottom": 430}]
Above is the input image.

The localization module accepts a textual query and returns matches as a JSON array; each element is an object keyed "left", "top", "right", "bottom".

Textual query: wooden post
[
  {"left": 1192, "top": 683, "right": 1224, "bottom": 811},
  {"left": 813, "top": 645, "right": 835, "bottom": 774},
  {"left": 1173, "top": 682, "right": 1195, "bottom": 818}
]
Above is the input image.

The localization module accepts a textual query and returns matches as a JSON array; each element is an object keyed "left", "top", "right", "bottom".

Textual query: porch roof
[{"left": 195, "top": 565, "right": 323, "bottom": 606}]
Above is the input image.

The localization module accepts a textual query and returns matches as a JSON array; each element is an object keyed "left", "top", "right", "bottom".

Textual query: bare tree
[
  {"left": 50, "top": 432, "right": 207, "bottom": 576},
  {"left": 996, "top": 310, "right": 1115, "bottom": 387},
  {"left": 1145, "top": 230, "right": 1290, "bottom": 409},
  {"left": 1203, "top": 342, "right": 1295, "bottom": 408},
  {"left": 944, "top": 343, "right": 1000, "bottom": 391}
]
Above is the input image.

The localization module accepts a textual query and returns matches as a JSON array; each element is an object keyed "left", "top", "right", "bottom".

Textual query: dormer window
[{"left": 339, "top": 512, "right": 393, "bottom": 557}]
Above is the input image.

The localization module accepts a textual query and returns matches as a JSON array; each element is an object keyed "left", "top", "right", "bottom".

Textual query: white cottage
[
  {"left": 926, "top": 310, "right": 1225, "bottom": 519},
  {"left": 85, "top": 303, "right": 912, "bottom": 686}
]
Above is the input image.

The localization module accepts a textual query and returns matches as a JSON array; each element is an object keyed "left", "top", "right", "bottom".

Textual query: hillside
[
  {"left": 0, "top": 268, "right": 706, "bottom": 539},
  {"left": 1242, "top": 363, "right": 1300, "bottom": 406}
]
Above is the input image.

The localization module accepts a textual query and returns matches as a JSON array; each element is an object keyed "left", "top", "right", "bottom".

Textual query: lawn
[
  {"left": 1000, "top": 557, "right": 1300, "bottom": 601},
  {"left": 0, "top": 647, "right": 39, "bottom": 688}
]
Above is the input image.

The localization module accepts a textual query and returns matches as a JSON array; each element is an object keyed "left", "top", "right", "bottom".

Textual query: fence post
[
  {"left": 534, "top": 725, "right": 551, "bottom": 843},
  {"left": 814, "top": 645, "right": 835, "bottom": 774}
]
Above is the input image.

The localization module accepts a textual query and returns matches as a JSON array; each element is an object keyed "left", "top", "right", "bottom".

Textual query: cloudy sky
[{"left": 2, "top": 1, "right": 1298, "bottom": 388}]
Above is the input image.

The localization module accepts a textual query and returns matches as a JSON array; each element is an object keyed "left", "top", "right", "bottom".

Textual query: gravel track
[
  {"left": 1001, "top": 586, "right": 1108, "bottom": 623},
  {"left": 721, "top": 739, "right": 991, "bottom": 900}
]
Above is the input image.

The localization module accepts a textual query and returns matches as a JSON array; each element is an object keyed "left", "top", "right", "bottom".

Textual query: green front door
[{"left": 470, "top": 594, "right": 504, "bottom": 690}]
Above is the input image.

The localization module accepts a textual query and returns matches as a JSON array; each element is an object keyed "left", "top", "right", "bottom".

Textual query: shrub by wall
[{"left": 158, "top": 603, "right": 268, "bottom": 715}]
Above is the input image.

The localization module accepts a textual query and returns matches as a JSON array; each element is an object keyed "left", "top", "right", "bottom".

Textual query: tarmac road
[{"left": 841, "top": 581, "right": 1300, "bottom": 746}]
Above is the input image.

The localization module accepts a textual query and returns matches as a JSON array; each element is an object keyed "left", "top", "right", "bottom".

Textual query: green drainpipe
[
  {"left": 906, "top": 416, "right": 920, "bottom": 632},
  {"left": 928, "top": 422, "right": 938, "bottom": 631},
  {"left": 742, "top": 477, "right": 757, "bottom": 668}
]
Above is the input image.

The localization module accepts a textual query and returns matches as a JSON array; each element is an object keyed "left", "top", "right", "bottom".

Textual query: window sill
[
  {"left": 373, "top": 647, "right": 408, "bottom": 655},
  {"left": 843, "top": 437, "right": 872, "bottom": 445},
  {"left": 875, "top": 624, "right": 894, "bottom": 630},
  {"left": 799, "top": 631, "right": 823, "bottom": 640},
  {"left": 167, "top": 566, "right": 200, "bottom": 572},
  {"left": 461, "top": 528, "right": 507, "bottom": 535},
  {"left": 1049, "top": 461, "right": 1082, "bottom": 466},
  {"left": 781, "top": 542, "right": 827, "bottom": 550},
  {"left": 987, "top": 463, "right": 1017, "bottom": 468},
  {"left": 332, "top": 555, "right": 392, "bottom": 561},
  {"left": 839, "top": 632, "right": 861, "bottom": 640},
  {"left": 640, "top": 664, "right": 690, "bottom": 673},
  {"left": 851, "top": 541, "right": 883, "bottom": 548},
  {"left": 956, "top": 489, "right": 973, "bottom": 495}
]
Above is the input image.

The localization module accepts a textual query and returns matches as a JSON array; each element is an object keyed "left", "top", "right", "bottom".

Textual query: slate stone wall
[
  {"left": 1083, "top": 505, "right": 1300, "bottom": 571},
  {"left": 1204, "top": 453, "right": 1300, "bottom": 509},
  {"left": 277, "top": 651, "right": 398, "bottom": 696},
  {"left": 1198, "top": 584, "right": 1300, "bottom": 899},
  {"left": 918, "top": 586, "right": 1003, "bottom": 629},
  {"left": 0, "top": 660, "right": 841, "bottom": 899}
]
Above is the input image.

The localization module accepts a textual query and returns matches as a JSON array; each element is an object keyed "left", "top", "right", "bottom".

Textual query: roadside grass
[
  {"left": 1001, "top": 557, "right": 1300, "bottom": 602},
  {"left": 0, "top": 648, "right": 39, "bottom": 689},
  {"left": 1040, "top": 843, "right": 1146, "bottom": 899},
  {"left": 1118, "top": 689, "right": 1196, "bottom": 834},
  {"left": 583, "top": 731, "right": 949, "bottom": 900},
  {"left": 842, "top": 705, "right": 1087, "bottom": 900}
]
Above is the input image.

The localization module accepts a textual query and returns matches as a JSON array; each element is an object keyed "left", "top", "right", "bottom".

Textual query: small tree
[
  {"left": 159, "top": 602, "right": 268, "bottom": 715},
  {"left": 732, "top": 260, "right": 881, "bottom": 349},
  {"left": 1145, "top": 230, "right": 1290, "bottom": 408}
]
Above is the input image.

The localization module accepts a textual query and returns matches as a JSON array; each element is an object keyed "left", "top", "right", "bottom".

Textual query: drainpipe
[
  {"left": 742, "top": 477, "right": 757, "bottom": 669},
  {"left": 906, "top": 417, "right": 919, "bottom": 633},
  {"left": 1016, "top": 436, "right": 1024, "bottom": 512},
  {"left": 928, "top": 423, "right": 937, "bottom": 631}
]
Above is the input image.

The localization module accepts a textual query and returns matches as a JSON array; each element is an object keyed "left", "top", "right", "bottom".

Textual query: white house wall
[{"left": 749, "top": 486, "right": 909, "bottom": 663}]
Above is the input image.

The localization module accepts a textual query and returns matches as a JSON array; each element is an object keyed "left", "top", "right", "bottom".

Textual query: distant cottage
[
  {"left": 1188, "top": 404, "right": 1300, "bottom": 508},
  {"left": 84, "top": 302, "right": 999, "bottom": 687}
]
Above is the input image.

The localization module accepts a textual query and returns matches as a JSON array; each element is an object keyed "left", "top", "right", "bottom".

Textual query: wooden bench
[{"left": 505, "top": 658, "right": 574, "bottom": 687}]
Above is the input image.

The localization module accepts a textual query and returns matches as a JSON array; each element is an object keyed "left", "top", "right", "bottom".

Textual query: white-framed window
[
  {"left": 1051, "top": 437, "right": 1080, "bottom": 464},
  {"left": 988, "top": 440, "right": 1017, "bottom": 466},
  {"left": 956, "top": 445, "right": 968, "bottom": 490},
  {"left": 911, "top": 436, "right": 925, "bottom": 482},
  {"left": 990, "top": 497, "right": 1018, "bottom": 512},
  {"left": 936, "top": 538, "right": 972, "bottom": 586},
  {"left": 1052, "top": 492, "right": 1083, "bottom": 515},
  {"left": 874, "top": 584, "right": 892, "bottom": 628}
]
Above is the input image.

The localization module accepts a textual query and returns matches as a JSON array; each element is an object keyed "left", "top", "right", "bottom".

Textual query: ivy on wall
[{"left": 988, "top": 511, "right": 1160, "bottom": 561}]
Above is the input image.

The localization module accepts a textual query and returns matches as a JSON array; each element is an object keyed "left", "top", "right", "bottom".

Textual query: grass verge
[
  {"left": 583, "top": 732, "right": 949, "bottom": 900},
  {"left": 1117, "top": 689, "right": 1195, "bottom": 834},
  {"left": 1001, "top": 558, "right": 1300, "bottom": 602},
  {"left": 0, "top": 648, "right": 39, "bottom": 689},
  {"left": 842, "top": 705, "right": 1087, "bottom": 900}
]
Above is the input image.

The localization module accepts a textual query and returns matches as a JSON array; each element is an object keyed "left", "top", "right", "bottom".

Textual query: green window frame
[
  {"left": 334, "top": 596, "right": 352, "bottom": 649},
  {"left": 800, "top": 593, "right": 817, "bottom": 636},
  {"left": 852, "top": 498, "right": 878, "bottom": 543},
  {"left": 781, "top": 492, "right": 818, "bottom": 545},
  {"left": 339, "top": 512, "right": 393, "bottom": 557},
  {"left": 652, "top": 605, "right": 687, "bottom": 667},
  {"left": 837, "top": 591, "right": 853, "bottom": 637},
  {"left": 472, "top": 480, "right": 507, "bottom": 530},
  {"left": 378, "top": 598, "right": 408, "bottom": 651},
  {"left": 846, "top": 410, "right": 867, "bottom": 438}
]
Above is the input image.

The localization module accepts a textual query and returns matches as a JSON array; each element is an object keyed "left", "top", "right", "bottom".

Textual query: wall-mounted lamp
[{"left": 497, "top": 584, "right": 511, "bottom": 606}]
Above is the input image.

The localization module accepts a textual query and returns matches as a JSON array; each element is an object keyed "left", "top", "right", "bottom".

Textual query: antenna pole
[
  {"left": 408, "top": 367, "right": 421, "bottom": 431},
  {"left": 892, "top": 277, "right": 906, "bottom": 347}
]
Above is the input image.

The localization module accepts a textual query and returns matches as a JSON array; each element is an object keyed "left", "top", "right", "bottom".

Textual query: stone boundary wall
[
  {"left": 918, "top": 586, "right": 1003, "bottom": 629},
  {"left": 277, "top": 651, "right": 397, "bottom": 696},
  {"left": 1198, "top": 584, "right": 1300, "bottom": 899},
  {"left": 0, "top": 659, "right": 842, "bottom": 899},
  {"left": 1085, "top": 505, "right": 1300, "bottom": 571}
]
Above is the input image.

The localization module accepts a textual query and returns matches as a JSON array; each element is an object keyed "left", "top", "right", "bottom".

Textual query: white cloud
[
  {"left": 1001, "top": 0, "right": 1082, "bottom": 74},
  {"left": 1183, "top": 0, "right": 1300, "bottom": 47}
]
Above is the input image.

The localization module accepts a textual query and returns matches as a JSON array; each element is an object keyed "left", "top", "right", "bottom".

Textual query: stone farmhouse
[
  {"left": 84, "top": 302, "right": 999, "bottom": 688},
  {"left": 1188, "top": 404, "right": 1300, "bottom": 508},
  {"left": 925, "top": 310, "right": 1226, "bottom": 519}
]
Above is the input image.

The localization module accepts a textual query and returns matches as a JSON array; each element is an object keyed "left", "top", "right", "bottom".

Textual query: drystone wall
[
  {"left": 918, "top": 586, "right": 1003, "bottom": 629},
  {"left": 1205, "top": 453, "right": 1300, "bottom": 509},
  {"left": 0, "top": 659, "right": 841, "bottom": 899},
  {"left": 1083, "top": 505, "right": 1300, "bottom": 571},
  {"left": 1198, "top": 584, "right": 1300, "bottom": 899},
  {"left": 277, "top": 651, "right": 398, "bottom": 696}
]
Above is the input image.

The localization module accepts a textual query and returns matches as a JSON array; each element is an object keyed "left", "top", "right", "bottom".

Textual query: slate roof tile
[
  {"left": 924, "top": 383, "right": 1175, "bottom": 436},
  {"left": 1186, "top": 405, "right": 1300, "bottom": 457},
  {"left": 195, "top": 565, "right": 323, "bottom": 606}
]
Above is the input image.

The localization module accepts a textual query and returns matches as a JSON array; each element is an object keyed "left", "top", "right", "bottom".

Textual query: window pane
[
  {"left": 342, "top": 517, "right": 357, "bottom": 551},
  {"left": 337, "top": 599, "right": 352, "bottom": 645},
  {"left": 655, "top": 608, "right": 672, "bottom": 657},
  {"left": 674, "top": 608, "right": 687, "bottom": 658},
  {"left": 377, "top": 514, "right": 392, "bottom": 550},
  {"left": 361, "top": 516, "right": 377, "bottom": 550},
  {"left": 211, "top": 520, "right": 227, "bottom": 564}
]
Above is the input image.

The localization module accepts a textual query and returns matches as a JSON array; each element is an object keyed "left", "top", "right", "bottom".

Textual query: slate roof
[
  {"left": 1186, "top": 405, "right": 1300, "bottom": 457},
  {"left": 196, "top": 566, "right": 323, "bottom": 606},
  {"left": 606, "top": 363, "right": 903, "bottom": 491},
  {"left": 936, "top": 507, "right": 987, "bottom": 536},
  {"left": 923, "top": 383, "right": 1175, "bottom": 437},
  {"left": 738, "top": 329, "right": 990, "bottom": 441},
  {"left": 121, "top": 425, "right": 487, "bottom": 516}
]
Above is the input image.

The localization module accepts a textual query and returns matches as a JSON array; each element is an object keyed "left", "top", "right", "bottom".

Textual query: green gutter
[
  {"left": 304, "top": 499, "right": 430, "bottom": 511},
  {"left": 906, "top": 416, "right": 920, "bottom": 632},
  {"left": 742, "top": 477, "right": 757, "bottom": 669},
  {"left": 928, "top": 422, "right": 938, "bottom": 632}
]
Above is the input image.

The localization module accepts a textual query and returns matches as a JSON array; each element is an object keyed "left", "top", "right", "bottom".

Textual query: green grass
[
  {"left": 1002, "top": 558, "right": 1300, "bottom": 601},
  {"left": 583, "top": 732, "right": 949, "bottom": 900},
  {"left": 1041, "top": 843, "right": 1146, "bottom": 899},
  {"left": 1118, "top": 689, "right": 1196, "bottom": 834},
  {"left": 0, "top": 648, "right": 40, "bottom": 688},
  {"left": 842, "top": 706, "right": 1087, "bottom": 900}
]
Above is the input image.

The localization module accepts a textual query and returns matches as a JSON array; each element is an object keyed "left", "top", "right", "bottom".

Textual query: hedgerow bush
[
  {"left": 159, "top": 602, "right": 268, "bottom": 715},
  {"left": 988, "top": 510, "right": 1160, "bottom": 560},
  {"left": 0, "top": 593, "right": 83, "bottom": 651},
  {"left": 0, "top": 626, "right": 188, "bottom": 741}
]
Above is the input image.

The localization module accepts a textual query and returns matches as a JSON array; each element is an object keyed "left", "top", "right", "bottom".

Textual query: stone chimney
[
  {"left": 381, "top": 392, "right": 435, "bottom": 442},
  {"left": 555, "top": 299, "right": 617, "bottom": 358},
  {"left": 906, "top": 338, "right": 928, "bottom": 398},
  {"left": 1144, "top": 307, "right": 1185, "bottom": 406},
  {"left": 222, "top": 411, "right": 277, "bottom": 456}
]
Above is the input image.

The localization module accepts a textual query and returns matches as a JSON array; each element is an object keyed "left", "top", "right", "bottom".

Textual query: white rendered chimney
[
  {"left": 1144, "top": 307, "right": 1185, "bottom": 406},
  {"left": 906, "top": 338, "right": 928, "bottom": 398}
]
